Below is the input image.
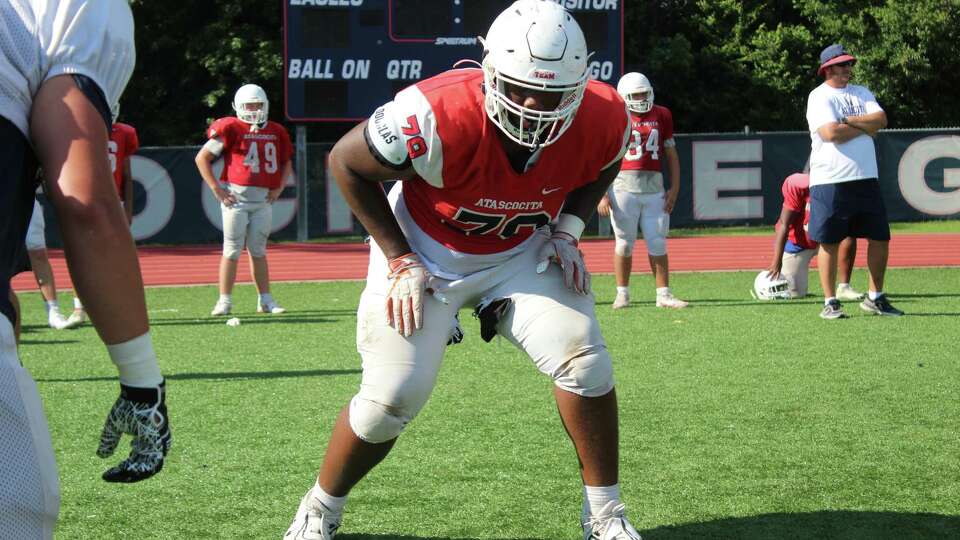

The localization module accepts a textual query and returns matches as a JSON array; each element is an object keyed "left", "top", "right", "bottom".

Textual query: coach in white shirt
[{"left": 805, "top": 43, "right": 903, "bottom": 319}]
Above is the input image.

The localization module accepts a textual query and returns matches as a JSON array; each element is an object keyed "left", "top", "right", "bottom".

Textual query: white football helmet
[
  {"left": 616, "top": 72, "right": 654, "bottom": 114},
  {"left": 478, "top": 0, "right": 590, "bottom": 149},
  {"left": 753, "top": 271, "right": 792, "bottom": 300},
  {"left": 233, "top": 83, "right": 269, "bottom": 126}
]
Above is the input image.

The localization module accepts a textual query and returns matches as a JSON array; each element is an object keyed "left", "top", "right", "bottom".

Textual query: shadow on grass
[
  {"left": 17, "top": 338, "right": 81, "bottom": 345},
  {"left": 36, "top": 368, "right": 359, "bottom": 384},
  {"left": 334, "top": 510, "right": 959, "bottom": 539},
  {"left": 146, "top": 313, "right": 354, "bottom": 327},
  {"left": 642, "top": 510, "right": 960, "bottom": 539}
]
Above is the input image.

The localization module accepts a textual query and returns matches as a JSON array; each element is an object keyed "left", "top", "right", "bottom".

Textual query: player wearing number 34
[
  {"left": 285, "top": 1, "right": 645, "bottom": 539},
  {"left": 195, "top": 84, "right": 293, "bottom": 317}
]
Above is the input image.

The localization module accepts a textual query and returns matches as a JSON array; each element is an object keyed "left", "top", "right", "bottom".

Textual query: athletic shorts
[{"left": 808, "top": 179, "right": 890, "bottom": 243}]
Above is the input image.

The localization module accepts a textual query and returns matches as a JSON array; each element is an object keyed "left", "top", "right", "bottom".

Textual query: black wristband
[{"left": 119, "top": 380, "right": 166, "bottom": 404}]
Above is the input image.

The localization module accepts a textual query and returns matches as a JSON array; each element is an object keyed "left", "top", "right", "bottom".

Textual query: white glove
[
  {"left": 386, "top": 252, "right": 430, "bottom": 337},
  {"left": 97, "top": 381, "right": 171, "bottom": 483},
  {"left": 536, "top": 231, "right": 591, "bottom": 294}
]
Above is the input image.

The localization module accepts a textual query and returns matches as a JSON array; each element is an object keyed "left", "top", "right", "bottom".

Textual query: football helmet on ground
[
  {"left": 752, "top": 271, "right": 791, "bottom": 300},
  {"left": 616, "top": 72, "right": 654, "bottom": 114},
  {"left": 232, "top": 83, "right": 268, "bottom": 126},
  {"left": 479, "top": 0, "right": 589, "bottom": 149}
]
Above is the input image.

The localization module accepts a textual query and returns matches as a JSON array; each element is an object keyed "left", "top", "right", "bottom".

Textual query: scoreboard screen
[{"left": 284, "top": 0, "right": 624, "bottom": 122}]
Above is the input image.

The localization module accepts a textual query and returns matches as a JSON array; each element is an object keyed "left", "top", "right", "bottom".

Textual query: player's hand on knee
[
  {"left": 97, "top": 381, "right": 172, "bottom": 483},
  {"left": 386, "top": 252, "right": 431, "bottom": 336},
  {"left": 536, "top": 231, "right": 590, "bottom": 295}
]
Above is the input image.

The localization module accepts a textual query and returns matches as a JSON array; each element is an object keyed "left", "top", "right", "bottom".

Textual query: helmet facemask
[
  {"left": 479, "top": 0, "right": 590, "bottom": 150},
  {"left": 233, "top": 84, "right": 269, "bottom": 127},
  {"left": 617, "top": 72, "right": 655, "bottom": 114}
]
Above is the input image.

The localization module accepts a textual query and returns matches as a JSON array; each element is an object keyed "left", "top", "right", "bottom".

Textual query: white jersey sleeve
[
  {"left": 0, "top": 0, "right": 135, "bottom": 137},
  {"left": 364, "top": 85, "right": 444, "bottom": 188}
]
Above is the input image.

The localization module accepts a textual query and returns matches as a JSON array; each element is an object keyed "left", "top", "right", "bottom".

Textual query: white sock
[
  {"left": 868, "top": 290, "right": 882, "bottom": 301},
  {"left": 838, "top": 282, "right": 850, "bottom": 289},
  {"left": 656, "top": 287, "right": 671, "bottom": 297},
  {"left": 824, "top": 297, "right": 837, "bottom": 305},
  {"left": 259, "top": 292, "right": 274, "bottom": 305},
  {"left": 583, "top": 484, "right": 621, "bottom": 517},
  {"left": 73, "top": 297, "right": 84, "bottom": 310},
  {"left": 312, "top": 479, "right": 347, "bottom": 514},
  {"left": 219, "top": 294, "right": 232, "bottom": 304},
  {"left": 616, "top": 286, "right": 629, "bottom": 296},
  {"left": 45, "top": 300, "right": 59, "bottom": 313}
]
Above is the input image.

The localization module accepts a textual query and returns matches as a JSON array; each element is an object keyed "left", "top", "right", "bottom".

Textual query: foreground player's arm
[
  {"left": 122, "top": 157, "right": 133, "bottom": 224},
  {"left": 767, "top": 205, "right": 798, "bottom": 279},
  {"left": 194, "top": 142, "right": 237, "bottom": 206},
  {"left": 30, "top": 75, "right": 170, "bottom": 483},
  {"left": 328, "top": 120, "right": 416, "bottom": 258}
]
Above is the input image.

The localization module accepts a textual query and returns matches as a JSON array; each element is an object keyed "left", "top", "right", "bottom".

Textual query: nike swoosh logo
[{"left": 541, "top": 187, "right": 562, "bottom": 195}]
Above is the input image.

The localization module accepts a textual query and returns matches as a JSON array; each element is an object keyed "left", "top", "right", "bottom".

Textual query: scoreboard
[{"left": 284, "top": 0, "right": 624, "bottom": 122}]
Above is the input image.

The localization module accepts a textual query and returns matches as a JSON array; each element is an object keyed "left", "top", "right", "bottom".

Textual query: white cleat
[
  {"left": 62, "top": 309, "right": 86, "bottom": 329},
  {"left": 210, "top": 299, "right": 232, "bottom": 316},
  {"left": 48, "top": 311, "right": 69, "bottom": 330},
  {"left": 284, "top": 488, "right": 341, "bottom": 540},
  {"left": 258, "top": 301, "right": 286, "bottom": 314},
  {"left": 836, "top": 284, "right": 865, "bottom": 302},
  {"left": 582, "top": 501, "right": 643, "bottom": 540},
  {"left": 655, "top": 293, "right": 688, "bottom": 309},
  {"left": 612, "top": 292, "right": 630, "bottom": 310}
]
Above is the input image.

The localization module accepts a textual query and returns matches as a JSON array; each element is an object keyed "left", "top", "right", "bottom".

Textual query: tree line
[{"left": 125, "top": 0, "right": 959, "bottom": 146}]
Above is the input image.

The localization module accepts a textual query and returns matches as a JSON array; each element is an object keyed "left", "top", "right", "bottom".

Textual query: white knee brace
[
  {"left": 553, "top": 346, "right": 615, "bottom": 398},
  {"left": 614, "top": 238, "right": 634, "bottom": 257},
  {"left": 348, "top": 395, "right": 410, "bottom": 444}
]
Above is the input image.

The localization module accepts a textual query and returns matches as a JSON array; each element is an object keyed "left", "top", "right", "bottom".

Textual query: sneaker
[
  {"left": 284, "top": 488, "right": 342, "bottom": 540},
  {"left": 860, "top": 294, "right": 904, "bottom": 316},
  {"left": 836, "top": 284, "right": 865, "bottom": 302},
  {"left": 655, "top": 293, "right": 688, "bottom": 309},
  {"left": 819, "top": 299, "right": 846, "bottom": 320},
  {"left": 210, "top": 299, "right": 232, "bottom": 316},
  {"left": 257, "top": 300, "right": 286, "bottom": 314},
  {"left": 62, "top": 309, "right": 86, "bottom": 329},
  {"left": 48, "top": 311, "right": 69, "bottom": 330},
  {"left": 582, "top": 501, "right": 642, "bottom": 540},
  {"left": 612, "top": 292, "right": 630, "bottom": 310}
]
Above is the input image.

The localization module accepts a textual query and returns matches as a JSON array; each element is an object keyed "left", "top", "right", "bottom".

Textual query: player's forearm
[
  {"left": 819, "top": 123, "right": 864, "bottom": 143},
  {"left": 847, "top": 112, "right": 886, "bottom": 135},
  {"left": 561, "top": 165, "right": 620, "bottom": 224},
  {"left": 333, "top": 166, "right": 410, "bottom": 258}
]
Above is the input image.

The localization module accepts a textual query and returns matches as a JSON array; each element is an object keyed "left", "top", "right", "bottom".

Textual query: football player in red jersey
[
  {"left": 195, "top": 84, "right": 293, "bottom": 316},
  {"left": 597, "top": 72, "right": 687, "bottom": 310},
  {"left": 285, "top": 2, "right": 642, "bottom": 539}
]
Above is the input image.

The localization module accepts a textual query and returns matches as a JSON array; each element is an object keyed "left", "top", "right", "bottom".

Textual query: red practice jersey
[
  {"left": 206, "top": 117, "right": 292, "bottom": 189},
  {"left": 109, "top": 122, "right": 139, "bottom": 195},
  {"left": 780, "top": 173, "right": 817, "bottom": 250},
  {"left": 369, "top": 69, "right": 630, "bottom": 255},
  {"left": 619, "top": 105, "right": 674, "bottom": 173}
]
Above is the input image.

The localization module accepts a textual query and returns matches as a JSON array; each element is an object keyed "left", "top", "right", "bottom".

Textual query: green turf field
[{"left": 16, "top": 268, "right": 960, "bottom": 539}]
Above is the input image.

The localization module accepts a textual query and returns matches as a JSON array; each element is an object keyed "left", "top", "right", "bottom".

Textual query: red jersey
[
  {"left": 206, "top": 117, "right": 292, "bottom": 189},
  {"left": 619, "top": 105, "right": 674, "bottom": 172},
  {"left": 780, "top": 173, "right": 817, "bottom": 250},
  {"left": 108, "top": 122, "right": 139, "bottom": 195},
  {"left": 374, "top": 69, "right": 629, "bottom": 255}
]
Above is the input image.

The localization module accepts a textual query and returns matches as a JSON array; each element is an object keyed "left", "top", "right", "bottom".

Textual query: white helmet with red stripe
[
  {"left": 233, "top": 84, "right": 269, "bottom": 126},
  {"left": 478, "top": 0, "right": 589, "bottom": 149},
  {"left": 617, "top": 72, "right": 654, "bottom": 114}
]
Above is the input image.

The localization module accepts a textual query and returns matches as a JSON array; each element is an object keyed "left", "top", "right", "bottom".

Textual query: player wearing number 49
[
  {"left": 597, "top": 72, "right": 687, "bottom": 309},
  {"left": 284, "top": 1, "right": 644, "bottom": 539},
  {"left": 195, "top": 84, "right": 293, "bottom": 316}
]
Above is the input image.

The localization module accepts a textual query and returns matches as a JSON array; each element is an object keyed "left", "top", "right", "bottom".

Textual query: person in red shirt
[
  {"left": 763, "top": 171, "right": 862, "bottom": 299},
  {"left": 597, "top": 72, "right": 687, "bottom": 309},
  {"left": 195, "top": 84, "right": 292, "bottom": 316},
  {"left": 283, "top": 2, "right": 644, "bottom": 539},
  {"left": 109, "top": 117, "right": 138, "bottom": 224}
]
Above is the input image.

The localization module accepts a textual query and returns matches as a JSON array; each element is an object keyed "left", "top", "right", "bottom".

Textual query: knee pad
[
  {"left": 645, "top": 235, "right": 667, "bottom": 257},
  {"left": 613, "top": 237, "right": 634, "bottom": 257},
  {"left": 222, "top": 242, "right": 242, "bottom": 260},
  {"left": 553, "top": 345, "right": 615, "bottom": 398},
  {"left": 348, "top": 395, "right": 410, "bottom": 443}
]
